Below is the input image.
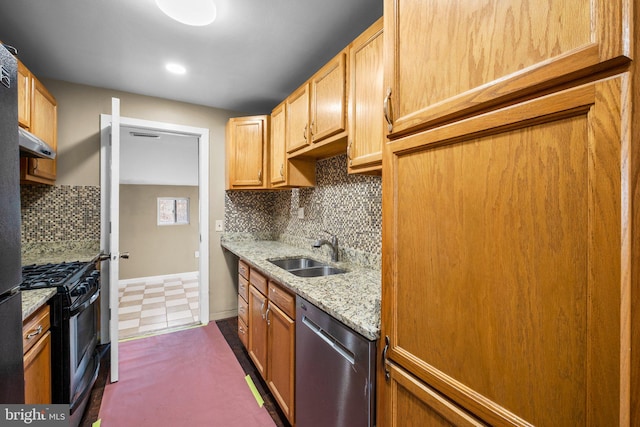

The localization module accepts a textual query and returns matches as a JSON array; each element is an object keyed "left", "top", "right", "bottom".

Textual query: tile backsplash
[
  {"left": 21, "top": 185, "right": 101, "bottom": 243},
  {"left": 225, "top": 154, "right": 382, "bottom": 267}
]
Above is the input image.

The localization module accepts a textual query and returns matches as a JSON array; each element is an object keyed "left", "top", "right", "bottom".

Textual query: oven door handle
[{"left": 69, "top": 289, "right": 100, "bottom": 318}]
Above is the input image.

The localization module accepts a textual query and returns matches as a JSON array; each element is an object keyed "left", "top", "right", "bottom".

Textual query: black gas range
[{"left": 21, "top": 259, "right": 101, "bottom": 427}]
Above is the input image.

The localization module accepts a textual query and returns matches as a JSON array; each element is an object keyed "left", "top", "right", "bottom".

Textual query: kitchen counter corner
[{"left": 221, "top": 237, "right": 381, "bottom": 341}]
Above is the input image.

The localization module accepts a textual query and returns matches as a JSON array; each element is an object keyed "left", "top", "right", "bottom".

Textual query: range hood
[{"left": 18, "top": 127, "right": 56, "bottom": 160}]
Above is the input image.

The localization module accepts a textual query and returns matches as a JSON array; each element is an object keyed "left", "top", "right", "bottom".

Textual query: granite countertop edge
[
  {"left": 21, "top": 288, "right": 57, "bottom": 321},
  {"left": 221, "top": 238, "right": 381, "bottom": 341}
]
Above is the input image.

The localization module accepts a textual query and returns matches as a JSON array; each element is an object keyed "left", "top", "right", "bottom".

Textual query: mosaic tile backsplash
[
  {"left": 225, "top": 154, "right": 382, "bottom": 268},
  {"left": 21, "top": 185, "right": 101, "bottom": 243}
]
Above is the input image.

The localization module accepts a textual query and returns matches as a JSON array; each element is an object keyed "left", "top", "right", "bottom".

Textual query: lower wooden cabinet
[
  {"left": 266, "top": 282, "right": 295, "bottom": 424},
  {"left": 237, "top": 260, "right": 250, "bottom": 349},
  {"left": 23, "top": 304, "right": 52, "bottom": 404},
  {"left": 245, "top": 265, "right": 295, "bottom": 425}
]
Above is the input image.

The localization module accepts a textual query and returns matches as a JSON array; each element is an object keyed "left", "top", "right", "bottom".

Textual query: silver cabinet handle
[
  {"left": 383, "top": 87, "right": 393, "bottom": 133},
  {"left": 280, "top": 163, "right": 284, "bottom": 177},
  {"left": 382, "top": 335, "right": 391, "bottom": 381},
  {"left": 27, "top": 325, "right": 43, "bottom": 340},
  {"left": 303, "top": 124, "right": 307, "bottom": 141},
  {"left": 260, "top": 300, "right": 266, "bottom": 319},
  {"left": 347, "top": 140, "right": 352, "bottom": 162},
  {"left": 258, "top": 169, "right": 262, "bottom": 182},
  {"left": 265, "top": 306, "right": 271, "bottom": 326}
]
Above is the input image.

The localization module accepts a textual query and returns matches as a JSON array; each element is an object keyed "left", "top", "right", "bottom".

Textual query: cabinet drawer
[
  {"left": 238, "top": 275, "right": 249, "bottom": 302},
  {"left": 238, "top": 259, "right": 249, "bottom": 280},
  {"left": 23, "top": 305, "right": 50, "bottom": 355},
  {"left": 268, "top": 281, "right": 295, "bottom": 319},
  {"left": 238, "top": 317, "right": 249, "bottom": 348},
  {"left": 238, "top": 295, "right": 249, "bottom": 325},
  {"left": 250, "top": 269, "right": 267, "bottom": 295}
]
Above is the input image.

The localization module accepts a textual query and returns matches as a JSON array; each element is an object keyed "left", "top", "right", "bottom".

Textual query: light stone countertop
[
  {"left": 221, "top": 238, "right": 381, "bottom": 341},
  {"left": 21, "top": 288, "right": 57, "bottom": 321}
]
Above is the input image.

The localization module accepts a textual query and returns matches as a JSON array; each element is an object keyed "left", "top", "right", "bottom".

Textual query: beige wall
[
  {"left": 43, "top": 78, "right": 244, "bottom": 320},
  {"left": 119, "top": 185, "right": 199, "bottom": 280}
]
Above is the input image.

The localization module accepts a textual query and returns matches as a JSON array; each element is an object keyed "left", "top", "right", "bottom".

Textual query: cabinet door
[
  {"left": 17, "top": 61, "right": 30, "bottom": 129},
  {"left": 24, "top": 330, "right": 52, "bottom": 404},
  {"left": 267, "top": 302, "right": 295, "bottom": 425},
  {"left": 22, "top": 76, "right": 57, "bottom": 184},
  {"left": 270, "top": 101, "right": 287, "bottom": 186},
  {"left": 310, "top": 51, "right": 347, "bottom": 143},
  {"left": 248, "top": 285, "right": 268, "bottom": 378},
  {"left": 381, "top": 77, "right": 628, "bottom": 425},
  {"left": 382, "top": 361, "right": 487, "bottom": 427},
  {"left": 348, "top": 18, "right": 384, "bottom": 174},
  {"left": 286, "top": 84, "right": 309, "bottom": 153},
  {"left": 383, "top": 0, "right": 631, "bottom": 137},
  {"left": 226, "top": 116, "right": 268, "bottom": 189}
]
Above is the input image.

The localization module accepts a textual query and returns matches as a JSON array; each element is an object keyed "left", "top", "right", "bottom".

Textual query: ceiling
[{"left": 0, "top": 0, "right": 383, "bottom": 115}]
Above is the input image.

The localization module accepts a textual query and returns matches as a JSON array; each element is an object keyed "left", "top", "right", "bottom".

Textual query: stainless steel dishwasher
[{"left": 296, "top": 295, "right": 376, "bottom": 427}]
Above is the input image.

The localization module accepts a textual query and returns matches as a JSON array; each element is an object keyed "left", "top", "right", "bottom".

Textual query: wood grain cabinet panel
[
  {"left": 226, "top": 115, "right": 269, "bottom": 189},
  {"left": 267, "top": 298, "right": 295, "bottom": 425},
  {"left": 248, "top": 284, "right": 268, "bottom": 378},
  {"left": 383, "top": 0, "right": 631, "bottom": 138},
  {"left": 348, "top": 17, "right": 384, "bottom": 174},
  {"left": 271, "top": 100, "right": 315, "bottom": 188},
  {"left": 286, "top": 85, "right": 310, "bottom": 154},
  {"left": 23, "top": 305, "right": 52, "bottom": 404},
  {"left": 19, "top": 71, "right": 57, "bottom": 185},
  {"left": 17, "top": 60, "right": 31, "bottom": 128},
  {"left": 380, "top": 77, "right": 630, "bottom": 425},
  {"left": 310, "top": 52, "right": 347, "bottom": 144}
]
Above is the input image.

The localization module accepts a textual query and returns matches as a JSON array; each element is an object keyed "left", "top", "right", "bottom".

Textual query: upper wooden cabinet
[
  {"left": 347, "top": 17, "right": 384, "bottom": 174},
  {"left": 271, "top": 101, "right": 315, "bottom": 189},
  {"left": 19, "top": 62, "right": 58, "bottom": 185},
  {"left": 17, "top": 61, "right": 31, "bottom": 128},
  {"left": 285, "top": 85, "right": 310, "bottom": 154},
  {"left": 226, "top": 115, "right": 270, "bottom": 190},
  {"left": 287, "top": 49, "right": 348, "bottom": 159},
  {"left": 383, "top": 0, "right": 632, "bottom": 138}
]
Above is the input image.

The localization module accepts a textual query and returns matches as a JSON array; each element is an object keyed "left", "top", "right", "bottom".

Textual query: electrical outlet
[
  {"left": 298, "top": 207, "right": 305, "bottom": 219},
  {"left": 215, "top": 220, "right": 223, "bottom": 231},
  {"left": 194, "top": 251, "right": 200, "bottom": 258}
]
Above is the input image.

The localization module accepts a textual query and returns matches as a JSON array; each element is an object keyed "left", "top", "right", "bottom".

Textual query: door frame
[{"left": 99, "top": 114, "right": 210, "bottom": 345}]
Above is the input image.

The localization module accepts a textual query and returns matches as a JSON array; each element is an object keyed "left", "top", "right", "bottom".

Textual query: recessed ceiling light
[
  {"left": 166, "top": 63, "right": 187, "bottom": 75},
  {"left": 155, "top": 0, "right": 217, "bottom": 26}
]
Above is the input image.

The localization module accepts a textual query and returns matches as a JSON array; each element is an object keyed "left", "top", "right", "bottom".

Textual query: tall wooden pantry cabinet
[{"left": 378, "top": 0, "right": 638, "bottom": 426}]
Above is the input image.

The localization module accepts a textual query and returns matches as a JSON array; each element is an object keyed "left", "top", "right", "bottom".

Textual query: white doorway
[{"left": 99, "top": 108, "right": 210, "bottom": 381}]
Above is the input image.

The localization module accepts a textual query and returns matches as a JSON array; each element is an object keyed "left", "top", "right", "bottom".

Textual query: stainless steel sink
[
  {"left": 288, "top": 266, "right": 346, "bottom": 277},
  {"left": 269, "top": 257, "right": 325, "bottom": 270},
  {"left": 268, "top": 257, "right": 346, "bottom": 277}
]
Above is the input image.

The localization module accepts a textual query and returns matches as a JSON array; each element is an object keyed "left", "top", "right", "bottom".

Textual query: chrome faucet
[{"left": 312, "top": 231, "right": 339, "bottom": 262}]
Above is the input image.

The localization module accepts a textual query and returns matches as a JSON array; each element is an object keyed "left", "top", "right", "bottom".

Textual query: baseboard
[
  {"left": 210, "top": 309, "right": 238, "bottom": 321},
  {"left": 119, "top": 271, "right": 199, "bottom": 287}
]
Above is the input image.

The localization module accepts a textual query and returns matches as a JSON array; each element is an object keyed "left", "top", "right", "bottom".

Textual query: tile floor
[{"left": 118, "top": 274, "right": 200, "bottom": 339}]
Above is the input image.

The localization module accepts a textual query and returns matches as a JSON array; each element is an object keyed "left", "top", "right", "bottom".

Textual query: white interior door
[{"left": 108, "top": 97, "right": 121, "bottom": 382}]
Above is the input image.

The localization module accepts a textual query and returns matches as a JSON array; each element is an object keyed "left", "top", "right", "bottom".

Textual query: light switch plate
[
  {"left": 215, "top": 220, "right": 223, "bottom": 231},
  {"left": 298, "top": 207, "right": 305, "bottom": 219}
]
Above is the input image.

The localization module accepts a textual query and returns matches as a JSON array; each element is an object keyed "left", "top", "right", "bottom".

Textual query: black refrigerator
[{"left": 0, "top": 43, "right": 25, "bottom": 403}]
